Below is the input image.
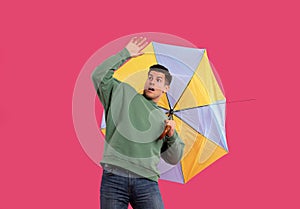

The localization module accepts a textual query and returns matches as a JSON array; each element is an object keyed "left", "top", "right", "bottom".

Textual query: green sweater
[{"left": 91, "top": 48, "right": 185, "bottom": 182}]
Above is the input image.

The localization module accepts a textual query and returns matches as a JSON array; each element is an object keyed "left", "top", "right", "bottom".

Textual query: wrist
[{"left": 121, "top": 47, "right": 131, "bottom": 59}]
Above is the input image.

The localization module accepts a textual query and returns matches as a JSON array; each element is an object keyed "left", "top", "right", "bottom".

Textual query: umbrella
[{"left": 100, "top": 41, "right": 228, "bottom": 184}]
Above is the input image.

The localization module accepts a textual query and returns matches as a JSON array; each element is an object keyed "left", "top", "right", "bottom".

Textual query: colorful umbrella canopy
[{"left": 100, "top": 41, "right": 228, "bottom": 184}]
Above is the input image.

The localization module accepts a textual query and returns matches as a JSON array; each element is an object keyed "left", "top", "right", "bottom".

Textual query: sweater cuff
[
  {"left": 165, "top": 131, "right": 178, "bottom": 145},
  {"left": 119, "top": 48, "right": 131, "bottom": 60}
]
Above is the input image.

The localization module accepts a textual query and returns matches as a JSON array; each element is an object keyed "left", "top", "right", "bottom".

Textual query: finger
[
  {"left": 136, "top": 37, "right": 146, "bottom": 45},
  {"left": 137, "top": 37, "right": 147, "bottom": 45},
  {"left": 165, "top": 120, "right": 172, "bottom": 127},
  {"left": 132, "top": 37, "right": 140, "bottom": 44},
  {"left": 136, "top": 52, "right": 144, "bottom": 56},
  {"left": 131, "top": 36, "right": 138, "bottom": 43},
  {"left": 139, "top": 40, "right": 148, "bottom": 49}
]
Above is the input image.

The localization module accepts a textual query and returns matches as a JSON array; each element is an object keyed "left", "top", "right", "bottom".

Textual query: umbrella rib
[
  {"left": 172, "top": 52, "right": 204, "bottom": 110},
  {"left": 172, "top": 77, "right": 194, "bottom": 110},
  {"left": 173, "top": 113, "right": 205, "bottom": 138},
  {"left": 159, "top": 93, "right": 173, "bottom": 119},
  {"left": 158, "top": 106, "right": 169, "bottom": 112},
  {"left": 175, "top": 113, "right": 224, "bottom": 150},
  {"left": 174, "top": 110, "right": 227, "bottom": 151},
  {"left": 166, "top": 92, "right": 172, "bottom": 109},
  {"left": 174, "top": 105, "right": 209, "bottom": 113},
  {"left": 174, "top": 100, "right": 226, "bottom": 113}
]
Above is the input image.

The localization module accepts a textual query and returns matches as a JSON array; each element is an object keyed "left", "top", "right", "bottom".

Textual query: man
[{"left": 91, "top": 37, "right": 185, "bottom": 209}]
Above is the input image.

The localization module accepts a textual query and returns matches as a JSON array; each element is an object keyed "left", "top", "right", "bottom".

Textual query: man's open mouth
[{"left": 148, "top": 87, "right": 155, "bottom": 92}]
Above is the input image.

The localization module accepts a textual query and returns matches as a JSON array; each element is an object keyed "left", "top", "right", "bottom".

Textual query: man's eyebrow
[{"left": 148, "top": 73, "right": 164, "bottom": 79}]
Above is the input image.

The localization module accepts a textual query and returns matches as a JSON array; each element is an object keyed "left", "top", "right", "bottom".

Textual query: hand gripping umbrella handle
[{"left": 159, "top": 125, "right": 171, "bottom": 140}]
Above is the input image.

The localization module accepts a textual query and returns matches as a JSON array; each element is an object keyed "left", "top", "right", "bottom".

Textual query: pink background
[{"left": 1, "top": 0, "right": 299, "bottom": 209}]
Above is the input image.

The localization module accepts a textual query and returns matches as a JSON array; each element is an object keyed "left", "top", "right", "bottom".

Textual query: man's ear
[{"left": 163, "top": 85, "right": 170, "bottom": 93}]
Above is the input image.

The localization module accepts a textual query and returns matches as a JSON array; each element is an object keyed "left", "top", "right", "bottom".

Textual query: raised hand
[{"left": 125, "top": 37, "right": 148, "bottom": 57}]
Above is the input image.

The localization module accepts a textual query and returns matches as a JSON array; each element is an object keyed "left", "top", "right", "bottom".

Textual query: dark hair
[{"left": 149, "top": 64, "right": 172, "bottom": 85}]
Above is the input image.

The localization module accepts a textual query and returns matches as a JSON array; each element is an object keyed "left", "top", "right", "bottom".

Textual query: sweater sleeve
[
  {"left": 160, "top": 131, "right": 185, "bottom": 165},
  {"left": 91, "top": 48, "right": 131, "bottom": 110}
]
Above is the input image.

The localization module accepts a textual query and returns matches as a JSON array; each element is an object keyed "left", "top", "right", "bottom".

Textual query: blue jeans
[{"left": 100, "top": 164, "right": 165, "bottom": 209}]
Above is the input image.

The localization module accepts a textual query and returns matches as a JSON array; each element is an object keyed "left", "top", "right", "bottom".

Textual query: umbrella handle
[{"left": 159, "top": 125, "right": 171, "bottom": 140}]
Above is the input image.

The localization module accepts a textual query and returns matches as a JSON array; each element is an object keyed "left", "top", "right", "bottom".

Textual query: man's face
[{"left": 143, "top": 70, "right": 170, "bottom": 103}]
